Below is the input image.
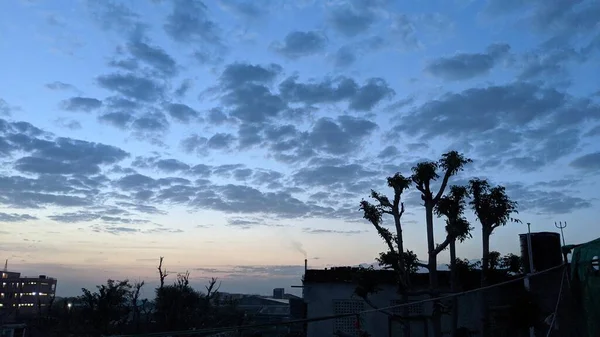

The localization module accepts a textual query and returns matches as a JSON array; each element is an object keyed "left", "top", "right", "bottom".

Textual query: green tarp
[{"left": 568, "top": 238, "right": 600, "bottom": 337}]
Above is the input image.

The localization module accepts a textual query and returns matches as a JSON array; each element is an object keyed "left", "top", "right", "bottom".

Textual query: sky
[{"left": 0, "top": 0, "right": 599, "bottom": 298}]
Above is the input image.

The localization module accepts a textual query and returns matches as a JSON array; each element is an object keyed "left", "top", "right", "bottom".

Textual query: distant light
[
  {"left": 67, "top": 303, "right": 72, "bottom": 309},
  {"left": 32, "top": 292, "right": 37, "bottom": 296}
]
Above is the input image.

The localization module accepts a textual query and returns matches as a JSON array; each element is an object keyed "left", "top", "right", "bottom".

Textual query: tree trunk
[
  {"left": 425, "top": 204, "right": 442, "bottom": 337},
  {"left": 450, "top": 240, "right": 458, "bottom": 337},
  {"left": 480, "top": 229, "right": 491, "bottom": 337}
]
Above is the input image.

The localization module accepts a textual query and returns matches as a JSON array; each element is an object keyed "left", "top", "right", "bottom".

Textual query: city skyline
[{"left": 1, "top": 0, "right": 599, "bottom": 297}]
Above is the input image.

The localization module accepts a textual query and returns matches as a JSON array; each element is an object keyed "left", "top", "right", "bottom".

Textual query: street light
[{"left": 67, "top": 302, "right": 72, "bottom": 310}]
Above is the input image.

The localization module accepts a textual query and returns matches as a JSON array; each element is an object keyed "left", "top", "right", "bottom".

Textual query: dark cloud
[
  {"left": 90, "top": 224, "right": 140, "bottom": 235},
  {"left": 127, "top": 38, "right": 178, "bottom": 77},
  {"left": 517, "top": 44, "right": 585, "bottom": 81},
  {"left": 507, "top": 182, "right": 592, "bottom": 215},
  {"left": 0, "top": 99, "right": 12, "bottom": 116},
  {"left": 165, "top": 103, "right": 200, "bottom": 123},
  {"left": 132, "top": 111, "right": 169, "bottom": 133},
  {"left": 392, "top": 82, "right": 599, "bottom": 170},
  {"left": 0, "top": 213, "right": 38, "bottom": 222},
  {"left": 60, "top": 97, "right": 103, "bottom": 112},
  {"left": 279, "top": 76, "right": 394, "bottom": 111},
  {"left": 272, "top": 31, "right": 327, "bottom": 59},
  {"left": 226, "top": 217, "right": 266, "bottom": 229},
  {"left": 97, "top": 73, "right": 165, "bottom": 102},
  {"left": 98, "top": 111, "right": 134, "bottom": 129},
  {"left": 2, "top": 121, "right": 129, "bottom": 176},
  {"left": 302, "top": 228, "right": 365, "bottom": 235},
  {"left": 181, "top": 134, "right": 208, "bottom": 155},
  {"left": 292, "top": 163, "right": 379, "bottom": 194},
  {"left": 206, "top": 108, "right": 235, "bottom": 125},
  {"left": 484, "top": 0, "right": 600, "bottom": 38},
  {"left": 163, "top": 0, "right": 222, "bottom": 46},
  {"left": 308, "top": 116, "right": 377, "bottom": 155},
  {"left": 174, "top": 79, "right": 193, "bottom": 98},
  {"left": 425, "top": 43, "right": 511, "bottom": 81},
  {"left": 155, "top": 158, "right": 191, "bottom": 172},
  {"left": 87, "top": 0, "right": 142, "bottom": 33},
  {"left": 45, "top": 81, "right": 76, "bottom": 91},
  {"left": 220, "top": 63, "right": 282, "bottom": 90},
  {"left": 569, "top": 152, "right": 600, "bottom": 172},
  {"left": 207, "top": 133, "right": 236, "bottom": 150},
  {"left": 327, "top": 0, "right": 384, "bottom": 37}
]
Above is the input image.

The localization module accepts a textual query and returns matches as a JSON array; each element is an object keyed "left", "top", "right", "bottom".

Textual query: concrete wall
[{"left": 303, "top": 282, "right": 483, "bottom": 337}]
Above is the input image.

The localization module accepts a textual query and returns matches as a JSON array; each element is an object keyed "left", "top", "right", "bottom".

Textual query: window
[
  {"left": 390, "top": 299, "right": 425, "bottom": 316},
  {"left": 592, "top": 256, "right": 599, "bottom": 272},
  {"left": 333, "top": 300, "right": 364, "bottom": 336}
]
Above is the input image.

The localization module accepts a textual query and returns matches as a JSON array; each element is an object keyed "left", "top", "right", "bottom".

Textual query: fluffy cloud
[
  {"left": 425, "top": 43, "right": 511, "bottom": 81},
  {"left": 272, "top": 31, "right": 328, "bottom": 59}
]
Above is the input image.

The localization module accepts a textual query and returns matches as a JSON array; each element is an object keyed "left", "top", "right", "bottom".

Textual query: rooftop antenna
[
  {"left": 3, "top": 259, "right": 7, "bottom": 272},
  {"left": 554, "top": 221, "right": 567, "bottom": 247}
]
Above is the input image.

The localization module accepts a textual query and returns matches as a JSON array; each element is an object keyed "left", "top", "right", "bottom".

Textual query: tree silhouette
[
  {"left": 359, "top": 172, "right": 414, "bottom": 336},
  {"left": 469, "top": 179, "right": 520, "bottom": 337},
  {"left": 360, "top": 173, "right": 413, "bottom": 290},
  {"left": 434, "top": 185, "right": 473, "bottom": 336},
  {"left": 412, "top": 151, "right": 471, "bottom": 337}
]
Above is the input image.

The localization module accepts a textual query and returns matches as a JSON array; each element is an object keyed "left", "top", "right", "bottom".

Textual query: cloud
[
  {"left": 507, "top": 182, "right": 592, "bottom": 215},
  {"left": 425, "top": 43, "right": 511, "bottom": 81},
  {"left": 126, "top": 38, "right": 178, "bottom": 77},
  {"left": 163, "top": 0, "right": 222, "bottom": 46},
  {"left": 60, "top": 97, "right": 103, "bottom": 112},
  {"left": 332, "top": 36, "right": 385, "bottom": 68},
  {"left": 327, "top": 0, "right": 384, "bottom": 37},
  {"left": 45, "top": 81, "right": 76, "bottom": 91},
  {"left": 279, "top": 75, "right": 394, "bottom": 111},
  {"left": 569, "top": 152, "right": 600, "bottom": 172},
  {"left": 218, "top": 0, "right": 267, "bottom": 19},
  {"left": 87, "top": 0, "right": 143, "bottom": 34},
  {"left": 97, "top": 73, "right": 165, "bottom": 102},
  {"left": 174, "top": 79, "right": 193, "bottom": 98},
  {"left": 54, "top": 118, "right": 82, "bottom": 130},
  {"left": 98, "top": 111, "right": 134, "bottom": 129},
  {"left": 165, "top": 103, "right": 200, "bottom": 123},
  {"left": 207, "top": 133, "right": 236, "bottom": 150},
  {"left": 220, "top": 63, "right": 282, "bottom": 90},
  {"left": 155, "top": 158, "right": 191, "bottom": 172},
  {"left": 272, "top": 31, "right": 328, "bottom": 59},
  {"left": 303, "top": 228, "right": 365, "bottom": 235},
  {"left": 0, "top": 213, "right": 38, "bottom": 222},
  {"left": 392, "top": 82, "right": 599, "bottom": 170},
  {"left": 226, "top": 217, "right": 266, "bottom": 229}
]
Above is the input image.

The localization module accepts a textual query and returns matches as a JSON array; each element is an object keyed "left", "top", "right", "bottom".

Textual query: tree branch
[
  {"left": 434, "top": 171, "right": 452, "bottom": 204},
  {"left": 433, "top": 236, "right": 452, "bottom": 256}
]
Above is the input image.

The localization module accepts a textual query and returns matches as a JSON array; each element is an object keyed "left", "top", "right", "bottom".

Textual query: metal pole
[{"left": 525, "top": 223, "right": 535, "bottom": 337}]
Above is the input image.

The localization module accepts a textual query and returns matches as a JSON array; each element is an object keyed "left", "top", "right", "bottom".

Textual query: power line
[
  {"left": 107, "top": 263, "right": 566, "bottom": 337},
  {"left": 545, "top": 266, "right": 567, "bottom": 337}
]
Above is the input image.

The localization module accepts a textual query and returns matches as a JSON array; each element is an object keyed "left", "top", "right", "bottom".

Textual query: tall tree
[
  {"left": 435, "top": 185, "right": 473, "bottom": 337},
  {"left": 469, "top": 179, "right": 520, "bottom": 337},
  {"left": 359, "top": 172, "right": 413, "bottom": 336},
  {"left": 412, "top": 151, "right": 471, "bottom": 337},
  {"left": 360, "top": 173, "right": 413, "bottom": 290}
]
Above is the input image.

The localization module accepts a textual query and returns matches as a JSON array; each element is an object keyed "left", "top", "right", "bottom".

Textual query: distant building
[
  {"left": 1, "top": 270, "right": 57, "bottom": 320},
  {"left": 273, "top": 288, "right": 285, "bottom": 299}
]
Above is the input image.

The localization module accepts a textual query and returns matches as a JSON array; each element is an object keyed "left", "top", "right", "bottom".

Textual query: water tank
[
  {"left": 272, "top": 288, "right": 285, "bottom": 299},
  {"left": 39, "top": 275, "right": 46, "bottom": 279},
  {"left": 519, "top": 232, "right": 563, "bottom": 273}
]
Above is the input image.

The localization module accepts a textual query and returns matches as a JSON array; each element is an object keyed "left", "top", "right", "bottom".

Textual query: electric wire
[
  {"left": 107, "top": 263, "right": 566, "bottom": 337},
  {"left": 545, "top": 266, "right": 567, "bottom": 337}
]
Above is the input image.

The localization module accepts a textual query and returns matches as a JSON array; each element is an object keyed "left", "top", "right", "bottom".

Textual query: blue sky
[{"left": 1, "top": 0, "right": 599, "bottom": 297}]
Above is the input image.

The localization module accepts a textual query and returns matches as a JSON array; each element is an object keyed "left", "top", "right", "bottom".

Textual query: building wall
[
  {"left": 0, "top": 273, "right": 57, "bottom": 317},
  {"left": 303, "top": 282, "right": 483, "bottom": 337}
]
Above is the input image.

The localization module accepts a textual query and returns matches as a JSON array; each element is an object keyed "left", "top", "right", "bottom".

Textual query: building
[
  {"left": 273, "top": 288, "right": 285, "bottom": 299},
  {"left": 1, "top": 269, "right": 57, "bottom": 320},
  {"left": 301, "top": 232, "right": 571, "bottom": 337}
]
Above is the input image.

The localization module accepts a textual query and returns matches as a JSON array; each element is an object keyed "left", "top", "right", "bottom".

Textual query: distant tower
[
  {"left": 273, "top": 288, "right": 285, "bottom": 299},
  {"left": 3, "top": 259, "right": 6, "bottom": 272}
]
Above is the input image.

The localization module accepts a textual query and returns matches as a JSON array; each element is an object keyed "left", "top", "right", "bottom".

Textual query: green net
[{"left": 569, "top": 238, "right": 600, "bottom": 337}]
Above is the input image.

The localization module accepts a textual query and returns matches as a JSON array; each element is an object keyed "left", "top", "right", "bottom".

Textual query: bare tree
[
  {"left": 158, "top": 257, "right": 169, "bottom": 289},
  {"left": 132, "top": 280, "right": 145, "bottom": 333},
  {"left": 412, "top": 151, "right": 471, "bottom": 337}
]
